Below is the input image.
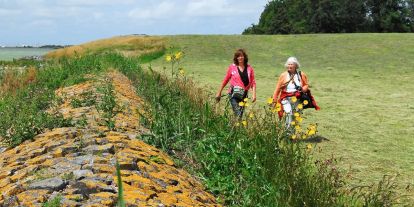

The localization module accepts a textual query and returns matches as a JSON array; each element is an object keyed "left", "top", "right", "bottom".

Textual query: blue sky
[{"left": 0, "top": 0, "right": 268, "bottom": 46}]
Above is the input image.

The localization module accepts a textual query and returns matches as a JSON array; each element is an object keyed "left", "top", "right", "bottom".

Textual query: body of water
[{"left": 0, "top": 48, "right": 54, "bottom": 61}]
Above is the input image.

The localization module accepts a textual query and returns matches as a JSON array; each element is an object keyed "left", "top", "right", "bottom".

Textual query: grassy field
[{"left": 148, "top": 34, "right": 414, "bottom": 196}]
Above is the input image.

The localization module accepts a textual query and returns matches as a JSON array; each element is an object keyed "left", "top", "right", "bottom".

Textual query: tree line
[{"left": 243, "top": 0, "right": 414, "bottom": 34}]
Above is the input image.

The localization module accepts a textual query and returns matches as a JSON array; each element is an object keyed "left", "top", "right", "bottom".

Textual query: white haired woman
[{"left": 272, "top": 57, "right": 319, "bottom": 128}]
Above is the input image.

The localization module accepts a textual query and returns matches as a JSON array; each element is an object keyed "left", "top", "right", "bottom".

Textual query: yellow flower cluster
[
  {"left": 165, "top": 50, "right": 185, "bottom": 77},
  {"left": 165, "top": 51, "right": 184, "bottom": 63}
]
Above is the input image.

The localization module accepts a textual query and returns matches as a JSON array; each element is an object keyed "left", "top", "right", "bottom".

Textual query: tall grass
[
  {"left": 0, "top": 53, "right": 121, "bottom": 147},
  {"left": 113, "top": 52, "right": 398, "bottom": 206}
]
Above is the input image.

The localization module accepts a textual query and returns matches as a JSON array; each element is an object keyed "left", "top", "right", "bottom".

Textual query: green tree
[
  {"left": 366, "top": 0, "right": 411, "bottom": 32},
  {"left": 243, "top": 0, "right": 413, "bottom": 34}
]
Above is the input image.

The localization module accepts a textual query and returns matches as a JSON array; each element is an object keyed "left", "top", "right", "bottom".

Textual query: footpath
[{"left": 0, "top": 71, "right": 220, "bottom": 207}]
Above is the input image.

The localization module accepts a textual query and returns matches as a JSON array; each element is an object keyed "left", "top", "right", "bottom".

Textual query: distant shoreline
[
  {"left": 0, "top": 47, "right": 56, "bottom": 61},
  {"left": 0, "top": 45, "right": 71, "bottom": 49}
]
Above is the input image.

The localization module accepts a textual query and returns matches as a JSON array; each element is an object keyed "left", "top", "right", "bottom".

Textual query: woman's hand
[{"left": 215, "top": 92, "right": 222, "bottom": 102}]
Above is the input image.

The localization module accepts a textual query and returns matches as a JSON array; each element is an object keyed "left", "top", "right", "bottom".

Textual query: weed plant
[
  {"left": 96, "top": 78, "right": 117, "bottom": 131},
  {"left": 42, "top": 194, "right": 62, "bottom": 207}
]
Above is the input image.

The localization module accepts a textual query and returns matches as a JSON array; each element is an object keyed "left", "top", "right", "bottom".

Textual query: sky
[{"left": 0, "top": 0, "right": 268, "bottom": 46}]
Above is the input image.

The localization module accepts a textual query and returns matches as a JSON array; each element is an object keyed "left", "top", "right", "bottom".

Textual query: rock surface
[{"left": 0, "top": 71, "right": 220, "bottom": 206}]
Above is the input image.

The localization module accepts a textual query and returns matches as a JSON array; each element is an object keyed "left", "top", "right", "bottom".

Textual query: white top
[{"left": 285, "top": 73, "right": 302, "bottom": 93}]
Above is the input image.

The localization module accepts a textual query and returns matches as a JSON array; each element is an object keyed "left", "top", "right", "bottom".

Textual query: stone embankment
[{"left": 0, "top": 71, "right": 220, "bottom": 206}]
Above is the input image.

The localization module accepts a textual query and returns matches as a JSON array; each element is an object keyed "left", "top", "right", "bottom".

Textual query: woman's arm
[
  {"left": 300, "top": 71, "right": 309, "bottom": 93},
  {"left": 272, "top": 73, "right": 285, "bottom": 102},
  {"left": 215, "top": 66, "right": 232, "bottom": 101},
  {"left": 250, "top": 67, "right": 257, "bottom": 102}
]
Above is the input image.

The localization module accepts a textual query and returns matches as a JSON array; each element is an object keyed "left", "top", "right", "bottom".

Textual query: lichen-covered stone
[{"left": 0, "top": 71, "right": 220, "bottom": 206}]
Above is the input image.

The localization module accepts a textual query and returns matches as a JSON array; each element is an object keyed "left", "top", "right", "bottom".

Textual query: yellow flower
[
  {"left": 308, "top": 129, "right": 316, "bottom": 136},
  {"left": 242, "top": 120, "right": 247, "bottom": 127},
  {"left": 275, "top": 103, "right": 282, "bottom": 112},
  {"left": 235, "top": 122, "right": 240, "bottom": 127},
  {"left": 295, "top": 116, "right": 303, "bottom": 123},
  {"left": 267, "top": 97, "right": 273, "bottom": 104},
  {"left": 174, "top": 51, "right": 183, "bottom": 60},
  {"left": 249, "top": 113, "right": 254, "bottom": 119},
  {"left": 165, "top": 55, "right": 172, "bottom": 62},
  {"left": 291, "top": 134, "right": 297, "bottom": 139},
  {"left": 239, "top": 102, "right": 245, "bottom": 107},
  {"left": 294, "top": 112, "right": 300, "bottom": 117},
  {"left": 295, "top": 125, "right": 301, "bottom": 132},
  {"left": 306, "top": 144, "right": 313, "bottom": 150},
  {"left": 179, "top": 68, "right": 185, "bottom": 75},
  {"left": 297, "top": 104, "right": 303, "bottom": 110},
  {"left": 244, "top": 102, "right": 250, "bottom": 107},
  {"left": 291, "top": 121, "right": 296, "bottom": 126},
  {"left": 302, "top": 134, "right": 307, "bottom": 139},
  {"left": 244, "top": 98, "right": 249, "bottom": 102},
  {"left": 303, "top": 100, "right": 309, "bottom": 105},
  {"left": 291, "top": 96, "right": 297, "bottom": 103}
]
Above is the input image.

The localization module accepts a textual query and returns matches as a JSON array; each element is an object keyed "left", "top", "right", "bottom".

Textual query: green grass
[
  {"left": 149, "top": 34, "right": 414, "bottom": 200},
  {"left": 1, "top": 35, "right": 410, "bottom": 205}
]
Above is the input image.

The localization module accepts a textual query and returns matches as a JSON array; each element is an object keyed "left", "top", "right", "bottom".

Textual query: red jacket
[{"left": 220, "top": 64, "right": 256, "bottom": 94}]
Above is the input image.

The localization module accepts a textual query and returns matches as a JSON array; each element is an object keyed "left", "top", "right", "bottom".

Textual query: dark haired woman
[{"left": 215, "top": 49, "right": 256, "bottom": 117}]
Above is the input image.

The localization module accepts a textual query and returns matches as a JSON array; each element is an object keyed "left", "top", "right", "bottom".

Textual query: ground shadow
[{"left": 303, "top": 135, "right": 329, "bottom": 143}]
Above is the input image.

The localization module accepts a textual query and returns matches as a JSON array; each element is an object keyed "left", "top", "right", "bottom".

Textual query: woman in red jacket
[{"left": 215, "top": 49, "right": 256, "bottom": 117}]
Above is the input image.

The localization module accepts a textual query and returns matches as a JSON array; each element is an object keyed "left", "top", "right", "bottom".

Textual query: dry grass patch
[
  {"left": 45, "top": 35, "right": 166, "bottom": 59},
  {"left": 0, "top": 66, "right": 37, "bottom": 96}
]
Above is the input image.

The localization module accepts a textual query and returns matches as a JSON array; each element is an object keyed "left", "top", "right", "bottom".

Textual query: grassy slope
[{"left": 150, "top": 34, "right": 414, "bottom": 191}]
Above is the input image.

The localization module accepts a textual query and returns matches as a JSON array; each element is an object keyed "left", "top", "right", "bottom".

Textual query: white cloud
[
  {"left": 185, "top": 0, "right": 232, "bottom": 17},
  {"left": 56, "top": 0, "right": 135, "bottom": 7},
  {"left": 128, "top": 1, "right": 177, "bottom": 20},
  {"left": 0, "top": 0, "right": 269, "bottom": 45}
]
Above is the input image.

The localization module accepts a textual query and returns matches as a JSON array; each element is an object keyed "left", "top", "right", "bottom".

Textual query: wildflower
[
  {"left": 295, "top": 116, "right": 303, "bottom": 123},
  {"left": 239, "top": 102, "right": 245, "bottom": 107},
  {"left": 244, "top": 102, "right": 250, "bottom": 107},
  {"left": 306, "top": 144, "right": 313, "bottom": 150},
  {"left": 165, "top": 55, "right": 172, "bottom": 62},
  {"left": 291, "top": 134, "right": 297, "bottom": 139},
  {"left": 303, "top": 100, "right": 309, "bottom": 105},
  {"left": 275, "top": 103, "right": 282, "bottom": 112},
  {"left": 242, "top": 120, "right": 247, "bottom": 127},
  {"left": 244, "top": 98, "right": 249, "bottom": 102},
  {"left": 295, "top": 125, "right": 301, "bottom": 132},
  {"left": 267, "top": 97, "right": 273, "bottom": 104},
  {"left": 249, "top": 113, "right": 254, "bottom": 119},
  {"left": 297, "top": 104, "right": 303, "bottom": 110},
  {"left": 294, "top": 112, "right": 300, "bottom": 117},
  {"left": 291, "top": 96, "right": 297, "bottom": 103},
  {"left": 302, "top": 134, "right": 307, "bottom": 139},
  {"left": 291, "top": 121, "right": 296, "bottom": 126},
  {"left": 175, "top": 51, "right": 183, "bottom": 60},
  {"left": 308, "top": 129, "right": 316, "bottom": 136},
  {"left": 235, "top": 122, "right": 240, "bottom": 127}
]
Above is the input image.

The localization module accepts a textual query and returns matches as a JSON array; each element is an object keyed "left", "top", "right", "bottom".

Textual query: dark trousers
[{"left": 228, "top": 94, "right": 246, "bottom": 118}]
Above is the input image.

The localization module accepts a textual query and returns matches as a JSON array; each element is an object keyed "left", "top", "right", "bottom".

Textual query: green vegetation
[
  {"left": 244, "top": 0, "right": 414, "bottom": 34},
  {"left": 96, "top": 78, "right": 118, "bottom": 131},
  {"left": 116, "top": 159, "right": 126, "bottom": 207},
  {"left": 149, "top": 34, "right": 414, "bottom": 202},
  {"left": 1, "top": 34, "right": 411, "bottom": 205},
  {"left": 42, "top": 194, "right": 62, "bottom": 207}
]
